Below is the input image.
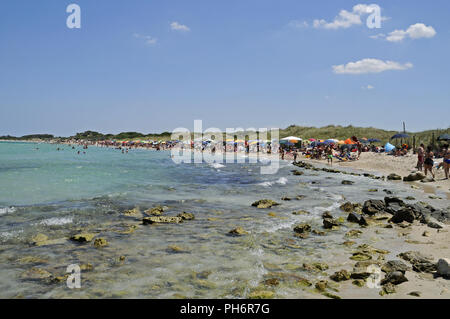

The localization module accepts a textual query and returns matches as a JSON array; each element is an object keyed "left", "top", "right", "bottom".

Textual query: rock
[
  {"left": 350, "top": 252, "right": 372, "bottom": 261},
  {"left": 345, "top": 229, "right": 363, "bottom": 238},
  {"left": 380, "top": 283, "right": 396, "bottom": 296},
  {"left": 437, "top": 258, "right": 450, "bottom": 277},
  {"left": 352, "top": 279, "right": 365, "bottom": 287},
  {"left": 292, "top": 171, "right": 304, "bottom": 176},
  {"left": 347, "top": 212, "right": 368, "bottom": 226},
  {"left": 142, "top": 216, "right": 183, "bottom": 225},
  {"left": 123, "top": 207, "right": 141, "bottom": 217},
  {"left": 422, "top": 231, "right": 431, "bottom": 237},
  {"left": 427, "top": 217, "right": 444, "bottom": 229},
  {"left": 408, "top": 291, "right": 422, "bottom": 297},
  {"left": 384, "top": 197, "right": 405, "bottom": 207},
  {"left": 340, "top": 202, "right": 354, "bottom": 212},
  {"left": 413, "top": 262, "right": 437, "bottom": 273},
  {"left": 381, "top": 271, "right": 408, "bottom": 285},
  {"left": 341, "top": 180, "right": 354, "bottom": 185},
  {"left": 281, "top": 196, "right": 291, "bottom": 201},
  {"left": 177, "top": 212, "right": 195, "bottom": 220},
  {"left": 403, "top": 172, "right": 425, "bottom": 182},
  {"left": 322, "top": 292, "right": 341, "bottom": 299},
  {"left": 323, "top": 218, "right": 340, "bottom": 229},
  {"left": 312, "top": 229, "right": 326, "bottom": 236},
  {"left": 263, "top": 278, "right": 280, "bottom": 286},
  {"left": 405, "top": 196, "right": 416, "bottom": 201},
  {"left": 228, "top": 227, "right": 248, "bottom": 236},
  {"left": 362, "top": 200, "right": 385, "bottom": 216},
  {"left": 387, "top": 173, "right": 402, "bottom": 181},
  {"left": 251, "top": 199, "right": 280, "bottom": 209},
  {"left": 293, "top": 223, "right": 311, "bottom": 234},
  {"left": 94, "top": 238, "right": 108, "bottom": 248},
  {"left": 330, "top": 270, "right": 351, "bottom": 282},
  {"left": 144, "top": 206, "right": 164, "bottom": 216},
  {"left": 80, "top": 263, "right": 93, "bottom": 271},
  {"left": 30, "top": 234, "right": 49, "bottom": 246},
  {"left": 295, "top": 195, "right": 306, "bottom": 200},
  {"left": 398, "top": 251, "right": 432, "bottom": 264},
  {"left": 382, "top": 260, "right": 410, "bottom": 274},
  {"left": 390, "top": 208, "right": 416, "bottom": 224},
  {"left": 322, "top": 211, "right": 333, "bottom": 219},
  {"left": 296, "top": 277, "right": 312, "bottom": 287},
  {"left": 292, "top": 210, "right": 309, "bottom": 215},
  {"left": 421, "top": 177, "right": 435, "bottom": 183},
  {"left": 248, "top": 290, "right": 274, "bottom": 299},
  {"left": 383, "top": 189, "right": 393, "bottom": 194},
  {"left": 342, "top": 241, "right": 356, "bottom": 247},
  {"left": 167, "top": 245, "right": 187, "bottom": 253},
  {"left": 70, "top": 233, "right": 96, "bottom": 243},
  {"left": 315, "top": 280, "right": 328, "bottom": 292},
  {"left": 21, "top": 267, "right": 53, "bottom": 281}
]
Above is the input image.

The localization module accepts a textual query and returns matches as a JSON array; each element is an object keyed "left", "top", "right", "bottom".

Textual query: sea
[{"left": 0, "top": 141, "right": 448, "bottom": 298}]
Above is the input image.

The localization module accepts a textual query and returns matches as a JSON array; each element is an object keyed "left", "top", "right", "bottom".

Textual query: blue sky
[{"left": 1, "top": 0, "right": 449, "bottom": 136}]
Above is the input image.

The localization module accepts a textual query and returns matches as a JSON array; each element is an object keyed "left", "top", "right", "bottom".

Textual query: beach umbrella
[
  {"left": 391, "top": 133, "right": 409, "bottom": 140},
  {"left": 309, "top": 138, "right": 316, "bottom": 142},
  {"left": 437, "top": 133, "right": 450, "bottom": 141},
  {"left": 368, "top": 138, "right": 381, "bottom": 143},
  {"left": 324, "top": 139, "right": 337, "bottom": 144},
  {"left": 280, "top": 136, "right": 302, "bottom": 144}
]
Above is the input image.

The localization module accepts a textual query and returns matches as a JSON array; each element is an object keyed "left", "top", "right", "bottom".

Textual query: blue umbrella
[
  {"left": 437, "top": 134, "right": 450, "bottom": 141},
  {"left": 368, "top": 138, "right": 381, "bottom": 143}
]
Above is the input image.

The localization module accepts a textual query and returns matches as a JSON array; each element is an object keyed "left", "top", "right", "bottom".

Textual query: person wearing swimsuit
[
  {"left": 417, "top": 144, "right": 425, "bottom": 171},
  {"left": 423, "top": 146, "right": 435, "bottom": 179},
  {"left": 444, "top": 147, "right": 450, "bottom": 179}
]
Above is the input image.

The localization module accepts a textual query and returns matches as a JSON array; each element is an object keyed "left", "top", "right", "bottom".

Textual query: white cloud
[
  {"left": 363, "top": 85, "right": 375, "bottom": 90},
  {"left": 288, "top": 20, "right": 309, "bottom": 29},
  {"left": 313, "top": 4, "right": 384, "bottom": 30},
  {"left": 386, "top": 23, "right": 436, "bottom": 42},
  {"left": 333, "top": 58, "right": 413, "bottom": 75},
  {"left": 369, "top": 33, "right": 386, "bottom": 39},
  {"left": 133, "top": 33, "right": 158, "bottom": 45},
  {"left": 170, "top": 21, "right": 190, "bottom": 32}
]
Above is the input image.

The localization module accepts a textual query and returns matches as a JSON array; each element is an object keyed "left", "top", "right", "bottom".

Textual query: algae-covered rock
[
  {"left": 144, "top": 206, "right": 164, "bottom": 216},
  {"left": 142, "top": 216, "right": 183, "bottom": 225},
  {"left": 21, "top": 267, "right": 53, "bottom": 281},
  {"left": 228, "top": 227, "right": 248, "bottom": 236},
  {"left": 345, "top": 229, "right": 363, "bottom": 238},
  {"left": 292, "top": 210, "right": 309, "bottom": 215},
  {"left": 177, "top": 212, "right": 195, "bottom": 220},
  {"left": 30, "top": 234, "right": 49, "bottom": 246},
  {"left": 350, "top": 252, "right": 372, "bottom": 261},
  {"left": 379, "top": 283, "right": 396, "bottom": 296},
  {"left": 248, "top": 290, "right": 274, "bottom": 299},
  {"left": 123, "top": 207, "right": 141, "bottom": 217},
  {"left": 330, "top": 270, "right": 351, "bottom": 282},
  {"left": 323, "top": 218, "right": 340, "bottom": 229},
  {"left": 94, "top": 238, "right": 108, "bottom": 248},
  {"left": 251, "top": 199, "right": 280, "bottom": 209},
  {"left": 340, "top": 202, "right": 354, "bottom": 212},
  {"left": 70, "top": 233, "right": 96, "bottom": 243},
  {"left": 293, "top": 223, "right": 311, "bottom": 234}
]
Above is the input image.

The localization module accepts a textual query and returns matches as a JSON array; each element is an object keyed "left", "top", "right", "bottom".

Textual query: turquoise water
[{"left": 0, "top": 141, "right": 448, "bottom": 298}]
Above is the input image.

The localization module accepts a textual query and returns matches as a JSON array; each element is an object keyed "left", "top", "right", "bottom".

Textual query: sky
[{"left": 0, "top": 0, "right": 449, "bottom": 136}]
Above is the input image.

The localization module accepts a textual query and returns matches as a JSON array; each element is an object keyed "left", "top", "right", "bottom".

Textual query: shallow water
[{"left": 0, "top": 141, "right": 448, "bottom": 298}]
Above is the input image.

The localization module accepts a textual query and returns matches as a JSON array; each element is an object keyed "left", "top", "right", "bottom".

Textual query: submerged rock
[
  {"left": 144, "top": 206, "right": 164, "bottom": 216},
  {"left": 251, "top": 199, "right": 280, "bottom": 209},
  {"left": 70, "top": 233, "right": 96, "bottom": 243},
  {"left": 293, "top": 223, "right": 311, "bottom": 234},
  {"left": 177, "top": 212, "right": 195, "bottom": 220},
  {"left": 228, "top": 227, "right": 248, "bottom": 236},
  {"left": 30, "top": 234, "right": 49, "bottom": 246},
  {"left": 340, "top": 202, "right": 354, "bottom": 212},
  {"left": 94, "top": 238, "right": 108, "bottom": 248},
  {"left": 142, "top": 216, "right": 183, "bottom": 225},
  {"left": 292, "top": 210, "right": 309, "bottom": 215},
  {"left": 123, "top": 207, "right": 141, "bottom": 217},
  {"left": 341, "top": 180, "right": 354, "bottom": 185},
  {"left": 323, "top": 218, "right": 340, "bottom": 229},
  {"left": 248, "top": 290, "right": 274, "bottom": 299},
  {"left": 21, "top": 267, "right": 52, "bottom": 282},
  {"left": 345, "top": 229, "right": 363, "bottom": 238}
]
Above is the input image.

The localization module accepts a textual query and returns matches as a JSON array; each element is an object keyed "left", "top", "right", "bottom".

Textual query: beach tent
[{"left": 384, "top": 143, "right": 396, "bottom": 152}]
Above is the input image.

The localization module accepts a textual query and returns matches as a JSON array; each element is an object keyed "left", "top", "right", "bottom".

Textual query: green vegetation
[{"left": 1, "top": 125, "right": 449, "bottom": 146}]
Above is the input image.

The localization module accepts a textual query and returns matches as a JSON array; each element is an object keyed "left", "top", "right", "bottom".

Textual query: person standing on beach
[
  {"left": 326, "top": 145, "right": 333, "bottom": 166},
  {"left": 417, "top": 144, "right": 425, "bottom": 171},
  {"left": 293, "top": 150, "right": 298, "bottom": 163},
  {"left": 443, "top": 146, "right": 450, "bottom": 179},
  {"left": 424, "top": 146, "right": 435, "bottom": 179}
]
